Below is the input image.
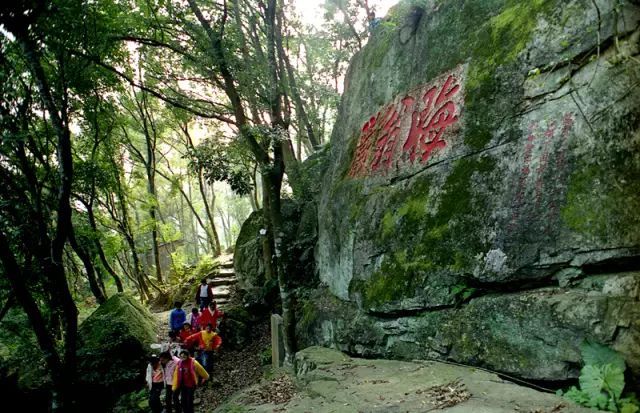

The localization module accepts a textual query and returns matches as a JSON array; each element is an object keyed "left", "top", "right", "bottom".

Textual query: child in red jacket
[
  {"left": 172, "top": 350, "right": 208, "bottom": 413},
  {"left": 199, "top": 301, "right": 224, "bottom": 330},
  {"left": 178, "top": 322, "right": 196, "bottom": 350}
]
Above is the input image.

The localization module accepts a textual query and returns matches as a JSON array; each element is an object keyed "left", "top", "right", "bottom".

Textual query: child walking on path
[
  {"left": 178, "top": 322, "right": 196, "bottom": 343},
  {"left": 169, "top": 302, "right": 187, "bottom": 334},
  {"left": 199, "top": 301, "right": 224, "bottom": 330},
  {"left": 172, "top": 349, "right": 209, "bottom": 413},
  {"left": 146, "top": 355, "right": 165, "bottom": 413},
  {"left": 195, "top": 279, "right": 214, "bottom": 310},
  {"left": 188, "top": 307, "right": 201, "bottom": 331},
  {"left": 186, "top": 323, "right": 222, "bottom": 373},
  {"left": 160, "top": 351, "right": 181, "bottom": 413}
]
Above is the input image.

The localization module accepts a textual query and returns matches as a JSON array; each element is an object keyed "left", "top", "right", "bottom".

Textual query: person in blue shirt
[
  {"left": 367, "top": 11, "right": 381, "bottom": 33},
  {"left": 169, "top": 301, "right": 187, "bottom": 334}
]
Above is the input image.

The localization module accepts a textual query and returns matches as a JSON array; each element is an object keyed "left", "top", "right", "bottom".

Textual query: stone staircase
[{"left": 206, "top": 257, "right": 236, "bottom": 307}]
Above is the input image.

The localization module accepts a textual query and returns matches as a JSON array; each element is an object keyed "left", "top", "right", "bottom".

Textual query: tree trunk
[
  {"left": 69, "top": 228, "right": 107, "bottom": 304},
  {"left": 275, "top": 7, "right": 319, "bottom": 149},
  {"left": 198, "top": 171, "right": 221, "bottom": 256},
  {"left": 86, "top": 204, "right": 124, "bottom": 292},
  {"left": 113, "top": 167, "right": 150, "bottom": 301},
  {"left": 135, "top": 88, "right": 163, "bottom": 283},
  {"left": 180, "top": 124, "right": 221, "bottom": 257},
  {"left": 263, "top": 165, "right": 296, "bottom": 363},
  {"left": 188, "top": 179, "right": 199, "bottom": 260},
  {"left": 0, "top": 233, "right": 67, "bottom": 410},
  {"left": 187, "top": 0, "right": 296, "bottom": 363},
  {"left": 216, "top": 206, "right": 232, "bottom": 249},
  {"left": 260, "top": 182, "right": 275, "bottom": 282},
  {"left": 265, "top": 0, "right": 297, "bottom": 363},
  {"left": 14, "top": 32, "right": 78, "bottom": 411}
]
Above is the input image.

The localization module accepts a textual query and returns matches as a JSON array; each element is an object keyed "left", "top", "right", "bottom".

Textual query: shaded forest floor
[{"left": 153, "top": 304, "right": 270, "bottom": 411}]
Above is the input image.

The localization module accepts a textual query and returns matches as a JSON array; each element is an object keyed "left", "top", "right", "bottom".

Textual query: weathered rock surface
[
  {"left": 77, "top": 293, "right": 156, "bottom": 407},
  {"left": 214, "top": 346, "right": 597, "bottom": 413},
  {"left": 234, "top": 150, "right": 329, "bottom": 306},
  {"left": 310, "top": 0, "right": 640, "bottom": 381},
  {"left": 235, "top": 210, "right": 267, "bottom": 295}
]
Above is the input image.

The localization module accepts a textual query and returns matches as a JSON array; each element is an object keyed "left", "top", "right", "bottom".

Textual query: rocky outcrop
[
  {"left": 234, "top": 150, "right": 329, "bottom": 307},
  {"left": 234, "top": 210, "right": 267, "bottom": 295},
  {"left": 213, "top": 346, "right": 595, "bottom": 412},
  {"left": 310, "top": 0, "right": 640, "bottom": 382},
  {"left": 77, "top": 293, "right": 156, "bottom": 408}
]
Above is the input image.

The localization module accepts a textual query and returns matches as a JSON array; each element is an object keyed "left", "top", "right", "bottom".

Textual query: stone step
[
  {"left": 208, "top": 277, "right": 237, "bottom": 287},
  {"left": 212, "top": 285, "right": 231, "bottom": 298},
  {"left": 218, "top": 261, "right": 234, "bottom": 269},
  {"left": 217, "top": 267, "right": 235, "bottom": 275},
  {"left": 207, "top": 268, "right": 235, "bottom": 279},
  {"left": 216, "top": 299, "right": 230, "bottom": 308}
]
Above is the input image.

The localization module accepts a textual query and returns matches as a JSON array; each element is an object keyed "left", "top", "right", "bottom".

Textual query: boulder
[
  {"left": 76, "top": 293, "right": 156, "bottom": 408},
  {"left": 313, "top": 0, "right": 640, "bottom": 382},
  {"left": 234, "top": 150, "right": 329, "bottom": 308},
  {"left": 217, "top": 305, "right": 253, "bottom": 350},
  {"left": 234, "top": 210, "right": 267, "bottom": 296}
]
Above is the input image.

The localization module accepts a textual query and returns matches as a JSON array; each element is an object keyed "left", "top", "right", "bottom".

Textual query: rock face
[
  {"left": 234, "top": 210, "right": 267, "bottom": 295},
  {"left": 310, "top": 0, "right": 640, "bottom": 382},
  {"left": 77, "top": 293, "right": 156, "bottom": 409}
]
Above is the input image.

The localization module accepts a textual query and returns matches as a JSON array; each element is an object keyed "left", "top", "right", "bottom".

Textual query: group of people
[{"left": 146, "top": 279, "right": 225, "bottom": 413}]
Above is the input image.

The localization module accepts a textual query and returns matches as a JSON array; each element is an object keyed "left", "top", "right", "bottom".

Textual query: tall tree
[
  {"left": 0, "top": 0, "right": 126, "bottom": 407},
  {"left": 120, "top": 83, "right": 164, "bottom": 283}
]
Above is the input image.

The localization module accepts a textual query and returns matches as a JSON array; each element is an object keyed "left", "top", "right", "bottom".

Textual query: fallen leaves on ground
[
  {"left": 245, "top": 374, "right": 296, "bottom": 405},
  {"left": 418, "top": 379, "right": 471, "bottom": 409},
  {"left": 196, "top": 321, "right": 270, "bottom": 411}
]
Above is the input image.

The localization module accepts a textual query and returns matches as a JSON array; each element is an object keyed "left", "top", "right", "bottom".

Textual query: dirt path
[{"left": 152, "top": 304, "right": 270, "bottom": 412}]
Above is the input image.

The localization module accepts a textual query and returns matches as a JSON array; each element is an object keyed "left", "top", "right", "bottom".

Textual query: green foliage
[
  {"left": 0, "top": 309, "right": 49, "bottom": 390},
  {"left": 170, "top": 246, "right": 189, "bottom": 279},
  {"left": 194, "top": 254, "right": 217, "bottom": 279},
  {"left": 581, "top": 341, "right": 627, "bottom": 372},
  {"left": 188, "top": 137, "right": 254, "bottom": 196},
  {"left": 450, "top": 283, "right": 477, "bottom": 305},
  {"left": 260, "top": 346, "right": 273, "bottom": 365},
  {"left": 558, "top": 341, "right": 639, "bottom": 412},
  {"left": 112, "top": 389, "right": 148, "bottom": 413}
]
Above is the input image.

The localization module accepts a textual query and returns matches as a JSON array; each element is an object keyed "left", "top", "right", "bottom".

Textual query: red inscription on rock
[
  {"left": 371, "top": 101, "right": 409, "bottom": 172},
  {"left": 348, "top": 68, "right": 464, "bottom": 178},
  {"left": 508, "top": 112, "right": 576, "bottom": 235},
  {"left": 403, "top": 75, "right": 460, "bottom": 164},
  {"left": 348, "top": 115, "right": 378, "bottom": 177}
]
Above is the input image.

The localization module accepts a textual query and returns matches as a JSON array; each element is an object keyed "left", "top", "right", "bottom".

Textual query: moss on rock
[
  {"left": 77, "top": 294, "right": 156, "bottom": 408},
  {"left": 561, "top": 113, "right": 640, "bottom": 245},
  {"left": 355, "top": 155, "right": 497, "bottom": 308}
]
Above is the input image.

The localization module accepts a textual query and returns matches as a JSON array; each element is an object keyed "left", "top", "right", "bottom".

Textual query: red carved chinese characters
[
  {"left": 348, "top": 115, "right": 377, "bottom": 177},
  {"left": 508, "top": 113, "right": 576, "bottom": 236},
  {"left": 403, "top": 75, "right": 461, "bottom": 164},
  {"left": 347, "top": 70, "right": 463, "bottom": 178},
  {"left": 371, "top": 98, "right": 413, "bottom": 172}
]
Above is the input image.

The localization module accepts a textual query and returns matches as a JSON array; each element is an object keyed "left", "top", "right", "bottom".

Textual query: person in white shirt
[{"left": 194, "top": 278, "right": 213, "bottom": 310}]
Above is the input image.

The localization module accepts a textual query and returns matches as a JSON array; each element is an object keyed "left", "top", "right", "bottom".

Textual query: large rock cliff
[{"left": 306, "top": 0, "right": 640, "bottom": 382}]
